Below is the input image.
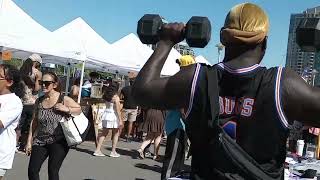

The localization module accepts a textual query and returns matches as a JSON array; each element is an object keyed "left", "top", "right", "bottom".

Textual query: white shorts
[
  {"left": 0, "top": 168, "right": 7, "bottom": 177},
  {"left": 102, "top": 120, "right": 119, "bottom": 129}
]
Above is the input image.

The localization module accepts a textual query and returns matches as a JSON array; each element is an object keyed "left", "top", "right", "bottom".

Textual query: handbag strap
[
  {"left": 71, "top": 116, "right": 82, "bottom": 135},
  {"left": 206, "top": 66, "right": 220, "bottom": 127}
]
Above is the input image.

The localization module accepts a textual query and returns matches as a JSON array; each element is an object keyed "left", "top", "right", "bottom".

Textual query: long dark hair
[
  {"left": 43, "top": 72, "right": 61, "bottom": 92},
  {"left": 103, "top": 81, "right": 119, "bottom": 102},
  {"left": 19, "top": 58, "right": 35, "bottom": 88},
  {"left": 0, "top": 64, "right": 25, "bottom": 98},
  {"left": 73, "top": 77, "right": 81, "bottom": 86}
]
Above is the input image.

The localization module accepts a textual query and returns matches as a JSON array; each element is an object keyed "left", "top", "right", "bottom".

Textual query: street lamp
[
  {"left": 311, "top": 69, "right": 318, "bottom": 86},
  {"left": 215, "top": 43, "right": 224, "bottom": 63}
]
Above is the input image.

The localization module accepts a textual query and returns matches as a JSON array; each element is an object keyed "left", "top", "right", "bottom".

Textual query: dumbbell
[
  {"left": 296, "top": 17, "right": 320, "bottom": 52},
  {"left": 137, "top": 14, "right": 211, "bottom": 48}
]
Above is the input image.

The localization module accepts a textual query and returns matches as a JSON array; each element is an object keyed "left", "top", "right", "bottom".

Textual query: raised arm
[
  {"left": 282, "top": 68, "right": 320, "bottom": 127},
  {"left": 132, "top": 23, "right": 196, "bottom": 109}
]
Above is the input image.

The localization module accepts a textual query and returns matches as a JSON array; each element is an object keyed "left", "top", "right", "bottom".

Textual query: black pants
[
  {"left": 17, "top": 105, "right": 34, "bottom": 149},
  {"left": 28, "top": 140, "right": 69, "bottom": 180},
  {"left": 19, "top": 105, "right": 34, "bottom": 132},
  {"left": 161, "top": 129, "right": 187, "bottom": 180}
]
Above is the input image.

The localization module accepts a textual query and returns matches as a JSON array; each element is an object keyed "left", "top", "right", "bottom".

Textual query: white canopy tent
[
  {"left": 0, "top": 0, "right": 85, "bottom": 62},
  {"left": 100, "top": 33, "right": 181, "bottom": 76},
  {"left": 53, "top": 17, "right": 113, "bottom": 66},
  {"left": 53, "top": 18, "right": 146, "bottom": 100},
  {"left": 0, "top": 0, "right": 88, "bottom": 102}
]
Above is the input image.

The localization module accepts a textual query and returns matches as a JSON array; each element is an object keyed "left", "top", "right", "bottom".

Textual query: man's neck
[
  {"left": 0, "top": 89, "right": 11, "bottom": 96},
  {"left": 223, "top": 46, "right": 263, "bottom": 68}
]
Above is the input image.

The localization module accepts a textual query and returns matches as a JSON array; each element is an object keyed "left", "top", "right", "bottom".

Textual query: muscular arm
[
  {"left": 132, "top": 40, "right": 196, "bottom": 109},
  {"left": 282, "top": 68, "right": 320, "bottom": 127}
]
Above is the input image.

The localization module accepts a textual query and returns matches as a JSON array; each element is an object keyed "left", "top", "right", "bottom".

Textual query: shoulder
[
  {"left": 0, "top": 93, "right": 23, "bottom": 109},
  {"left": 63, "top": 95, "right": 78, "bottom": 104},
  {"left": 71, "top": 85, "right": 80, "bottom": 89},
  {"left": 280, "top": 67, "right": 307, "bottom": 90},
  {"left": 11, "top": 94, "right": 23, "bottom": 107}
]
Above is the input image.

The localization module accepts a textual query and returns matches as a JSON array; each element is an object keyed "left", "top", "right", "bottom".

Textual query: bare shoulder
[
  {"left": 63, "top": 96, "right": 79, "bottom": 105},
  {"left": 282, "top": 67, "right": 311, "bottom": 94}
]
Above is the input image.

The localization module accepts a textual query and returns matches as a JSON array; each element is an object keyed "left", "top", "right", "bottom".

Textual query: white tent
[
  {"left": 53, "top": 17, "right": 111, "bottom": 63},
  {"left": 0, "top": 0, "right": 49, "bottom": 42},
  {"left": 0, "top": 0, "right": 85, "bottom": 62},
  {"left": 196, "top": 55, "right": 211, "bottom": 65},
  {"left": 0, "top": 0, "right": 87, "bottom": 102},
  {"left": 103, "top": 33, "right": 153, "bottom": 67},
  {"left": 105, "top": 33, "right": 181, "bottom": 76}
]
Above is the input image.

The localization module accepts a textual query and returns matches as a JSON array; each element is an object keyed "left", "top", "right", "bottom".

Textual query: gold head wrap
[{"left": 220, "top": 3, "right": 269, "bottom": 45}]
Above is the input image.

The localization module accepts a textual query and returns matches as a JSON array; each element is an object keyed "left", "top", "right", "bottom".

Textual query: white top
[
  {"left": 0, "top": 93, "right": 23, "bottom": 169},
  {"left": 101, "top": 101, "right": 118, "bottom": 122}
]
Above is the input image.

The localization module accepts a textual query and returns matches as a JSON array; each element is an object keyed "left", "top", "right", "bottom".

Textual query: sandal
[{"left": 137, "top": 148, "right": 144, "bottom": 159}]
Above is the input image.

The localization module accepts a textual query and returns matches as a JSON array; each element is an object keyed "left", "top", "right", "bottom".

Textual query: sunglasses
[{"left": 39, "top": 81, "right": 55, "bottom": 86}]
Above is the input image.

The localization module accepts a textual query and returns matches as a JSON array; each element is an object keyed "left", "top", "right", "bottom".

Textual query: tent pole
[
  {"left": 65, "top": 62, "right": 71, "bottom": 96},
  {"left": 77, "top": 61, "right": 86, "bottom": 103}
]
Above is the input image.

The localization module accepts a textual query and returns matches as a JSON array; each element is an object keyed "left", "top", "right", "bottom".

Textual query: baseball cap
[{"left": 29, "top": 54, "right": 42, "bottom": 64}]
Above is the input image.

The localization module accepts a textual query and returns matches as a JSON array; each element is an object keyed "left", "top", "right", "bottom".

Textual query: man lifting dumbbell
[{"left": 133, "top": 2, "right": 320, "bottom": 180}]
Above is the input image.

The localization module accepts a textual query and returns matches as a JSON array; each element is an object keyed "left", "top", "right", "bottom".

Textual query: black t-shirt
[{"left": 121, "top": 86, "right": 137, "bottom": 109}]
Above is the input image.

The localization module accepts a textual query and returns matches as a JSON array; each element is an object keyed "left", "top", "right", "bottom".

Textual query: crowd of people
[{"left": 0, "top": 52, "right": 193, "bottom": 180}]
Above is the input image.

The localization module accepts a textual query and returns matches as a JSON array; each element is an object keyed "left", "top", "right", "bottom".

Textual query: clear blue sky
[{"left": 14, "top": 0, "right": 320, "bottom": 67}]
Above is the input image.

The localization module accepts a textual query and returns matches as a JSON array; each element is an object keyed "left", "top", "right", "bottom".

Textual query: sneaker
[
  {"left": 109, "top": 151, "right": 120, "bottom": 158},
  {"left": 15, "top": 146, "right": 25, "bottom": 154},
  {"left": 145, "top": 151, "right": 152, "bottom": 158},
  {"left": 126, "top": 137, "right": 132, "bottom": 143},
  {"left": 93, "top": 151, "right": 106, "bottom": 157},
  {"left": 153, "top": 155, "right": 161, "bottom": 161}
]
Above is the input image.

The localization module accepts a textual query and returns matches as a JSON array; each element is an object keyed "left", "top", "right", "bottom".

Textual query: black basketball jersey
[{"left": 185, "top": 63, "right": 290, "bottom": 179}]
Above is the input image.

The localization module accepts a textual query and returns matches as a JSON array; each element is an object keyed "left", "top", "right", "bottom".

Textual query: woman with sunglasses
[
  {"left": 0, "top": 64, "right": 24, "bottom": 180},
  {"left": 26, "top": 72, "right": 81, "bottom": 180},
  {"left": 17, "top": 54, "right": 43, "bottom": 152}
]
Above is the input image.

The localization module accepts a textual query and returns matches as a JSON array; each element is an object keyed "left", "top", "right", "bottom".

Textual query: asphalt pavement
[{"left": 6, "top": 138, "right": 191, "bottom": 180}]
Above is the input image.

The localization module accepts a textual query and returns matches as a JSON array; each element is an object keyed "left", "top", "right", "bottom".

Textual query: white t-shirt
[{"left": 0, "top": 93, "right": 23, "bottom": 169}]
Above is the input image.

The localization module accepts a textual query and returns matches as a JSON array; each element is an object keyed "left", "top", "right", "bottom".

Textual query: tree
[{"left": 2, "top": 58, "right": 23, "bottom": 68}]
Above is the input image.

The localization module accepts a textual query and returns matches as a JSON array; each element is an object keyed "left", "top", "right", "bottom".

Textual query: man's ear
[
  {"left": 6, "top": 79, "right": 13, "bottom": 88},
  {"left": 262, "top": 36, "right": 268, "bottom": 51}
]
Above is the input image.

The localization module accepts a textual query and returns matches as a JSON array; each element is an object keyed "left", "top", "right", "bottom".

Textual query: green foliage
[{"left": 1, "top": 58, "right": 23, "bottom": 68}]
